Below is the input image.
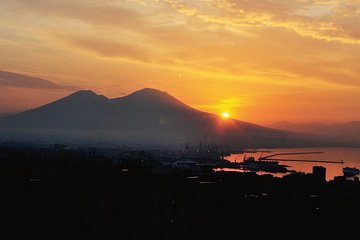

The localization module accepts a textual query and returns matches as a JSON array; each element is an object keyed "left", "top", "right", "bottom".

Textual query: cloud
[
  {"left": 1, "top": 0, "right": 145, "bottom": 29},
  {"left": 0, "top": 70, "right": 80, "bottom": 90},
  {"left": 194, "top": 97, "right": 255, "bottom": 114},
  {"left": 160, "top": 0, "right": 360, "bottom": 44},
  {"left": 2, "top": 0, "right": 360, "bottom": 45},
  {"left": 67, "top": 37, "right": 150, "bottom": 61}
]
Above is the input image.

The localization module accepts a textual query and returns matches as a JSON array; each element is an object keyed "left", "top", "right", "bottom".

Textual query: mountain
[
  {"left": 269, "top": 121, "right": 360, "bottom": 146},
  {"left": 0, "top": 112, "right": 15, "bottom": 117},
  {"left": 0, "top": 88, "right": 345, "bottom": 148}
]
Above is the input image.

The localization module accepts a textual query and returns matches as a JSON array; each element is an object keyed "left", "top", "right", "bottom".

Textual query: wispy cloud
[
  {"left": 160, "top": 0, "right": 360, "bottom": 44},
  {"left": 67, "top": 37, "right": 150, "bottom": 61},
  {"left": 194, "top": 97, "right": 255, "bottom": 114},
  {"left": 0, "top": 70, "right": 80, "bottom": 90},
  {"left": 1, "top": 0, "right": 145, "bottom": 29}
]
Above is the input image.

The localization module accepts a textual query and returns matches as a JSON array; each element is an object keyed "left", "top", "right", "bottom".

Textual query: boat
[
  {"left": 242, "top": 156, "right": 289, "bottom": 173},
  {"left": 286, "top": 170, "right": 306, "bottom": 177},
  {"left": 343, "top": 167, "right": 360, "bottom": 177}
]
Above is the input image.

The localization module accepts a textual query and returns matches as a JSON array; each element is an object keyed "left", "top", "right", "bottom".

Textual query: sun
[{"left": 221, "top": 112, "right": 230, "bottom": 119}]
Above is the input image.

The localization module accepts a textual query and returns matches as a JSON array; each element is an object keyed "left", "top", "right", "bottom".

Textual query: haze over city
[{"left": 1, "top": 0, "right": 360, "bottom": 124}]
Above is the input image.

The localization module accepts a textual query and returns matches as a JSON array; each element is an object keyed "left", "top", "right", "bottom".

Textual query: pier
[{"left": 259, "top": 151, "right": 344, "bottom": 164}]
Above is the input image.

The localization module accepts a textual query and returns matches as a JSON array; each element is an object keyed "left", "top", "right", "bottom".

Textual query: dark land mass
[
  {"left": 0, "top": 144, "right": 359, "bottom": 239},
  {"left": 0, "top": 88, "right": 346, "bottom": 149},
  {"left": 0, "top": 113, "right": 14, "bottom": 118},
  {"left": 269, "top": 121, "right": 360, "bottom": 146}
]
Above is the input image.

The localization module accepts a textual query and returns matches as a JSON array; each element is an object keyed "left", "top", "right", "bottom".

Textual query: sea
[{"left": 225, "top": 147, "right": 360, "bottom": 181}]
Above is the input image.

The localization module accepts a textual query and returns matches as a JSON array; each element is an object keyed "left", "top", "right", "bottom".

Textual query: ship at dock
[
  {"left": 343, "top": 167, "right": 360, "bottom": 177},
  {"left": 241, "top": 156, "right": 289, "bottom": 173}
]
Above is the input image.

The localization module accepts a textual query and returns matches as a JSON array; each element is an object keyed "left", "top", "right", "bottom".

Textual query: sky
[{"left": 1, "top": 0, "right": 360, "bottom": 124}]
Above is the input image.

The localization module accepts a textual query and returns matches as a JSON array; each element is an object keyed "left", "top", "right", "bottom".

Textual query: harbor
[{"left": 226, "top": 148, "right": 360, "bottom": 181}]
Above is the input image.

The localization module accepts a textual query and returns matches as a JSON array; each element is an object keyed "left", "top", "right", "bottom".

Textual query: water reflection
[{"left": 226, "top": 148, "right": 360, "bottom": 181}]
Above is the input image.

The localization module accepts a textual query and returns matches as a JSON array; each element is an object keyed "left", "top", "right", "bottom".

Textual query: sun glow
[{"left": 221, "top": 112, "right": 230, "bottom": 119}]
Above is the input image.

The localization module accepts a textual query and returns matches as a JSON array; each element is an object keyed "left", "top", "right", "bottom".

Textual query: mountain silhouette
[
  {"left": 269, "top": 121, "right": 360, "bottom": 146},
  {"left": 0, "top": 88, "right": 341, "bottom": 148}
]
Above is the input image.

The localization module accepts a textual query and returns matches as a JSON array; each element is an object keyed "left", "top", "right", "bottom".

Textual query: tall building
[{"left": 312, "top": 166, "right": 326, "bottom": 181}]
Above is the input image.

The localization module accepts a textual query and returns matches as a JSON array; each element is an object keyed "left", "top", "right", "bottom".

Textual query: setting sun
[{"left": 221, "top": 112, "right": 230, "bottom": 119}]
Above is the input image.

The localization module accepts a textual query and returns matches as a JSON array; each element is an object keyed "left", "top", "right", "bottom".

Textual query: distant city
[{"left": 1, "top": 141, "right": 359, "bottom": 238}]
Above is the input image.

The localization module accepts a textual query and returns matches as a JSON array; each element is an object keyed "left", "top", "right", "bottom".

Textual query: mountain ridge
[
  {"left": 269, "top": 121, "right": 360, "bottom": 145},
  {"left": 0, "top": 89, "right": 348, "bottom": 148}
]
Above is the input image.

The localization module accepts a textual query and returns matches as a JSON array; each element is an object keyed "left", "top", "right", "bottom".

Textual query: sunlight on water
[{"left": 226, "top": 148, "right": 360, "bottom": 181}]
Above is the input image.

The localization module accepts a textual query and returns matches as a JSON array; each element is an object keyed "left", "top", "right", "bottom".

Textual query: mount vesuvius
[{"left": 0, "top": 88, "right": 340, "bottom": 148}]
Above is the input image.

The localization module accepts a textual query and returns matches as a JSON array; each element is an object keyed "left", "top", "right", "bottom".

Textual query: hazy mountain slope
[
  {"left": 0, "top": 89, "right": 345, "bottom": 148},
  {"left": 269, "top": 121, "right": 360, "bottom": 145}
]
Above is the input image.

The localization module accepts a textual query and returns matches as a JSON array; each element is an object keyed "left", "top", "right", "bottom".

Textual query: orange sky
[{"left": 1, "top": 0, "right": 360, "bottom": 124}]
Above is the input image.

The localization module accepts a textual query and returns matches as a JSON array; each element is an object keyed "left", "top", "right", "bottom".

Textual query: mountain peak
[
  {"left": 70, "top": 90, "right": 97, "bottom": 97},
  {"left": 118, "top": 88, "right": 193, "bottom": 110},
  {"left": 130, "top": 88, "right": 169, "bottom": 97},
  {"left": 123, "top": 88, "right": 173, "bottom": 102},
  {"left": 65, "top": 90, "right": 108, "bottom": 100}
]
